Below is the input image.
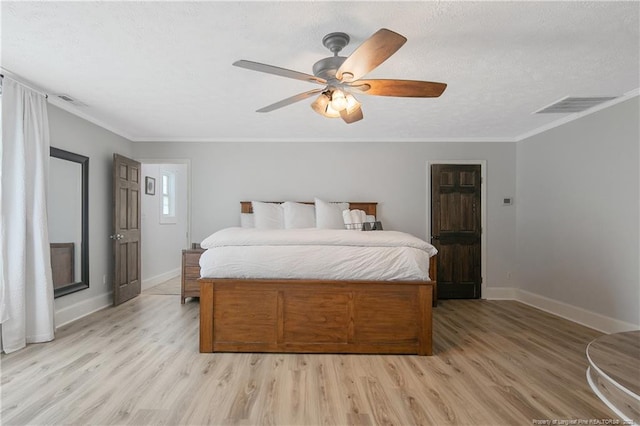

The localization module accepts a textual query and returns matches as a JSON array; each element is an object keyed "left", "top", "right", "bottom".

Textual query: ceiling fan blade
[
  {"left": 256, "top": 89, "right": 324, "bottom": 113},
  {"left": 233, "top": 60, "right": 326, "bottom": 85},
  {"left": 340, "top": 104, "right": 363, "bottom": 124},
  {"left": 336, "top": 29, "right": 407, "bottom": 82},
  {"left": 349, "top": 79, "right": 447, "bottom": 97}
]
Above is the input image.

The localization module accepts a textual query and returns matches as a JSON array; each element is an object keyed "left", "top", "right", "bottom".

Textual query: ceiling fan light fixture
[
  {"left": 311, "top": 90, "right": 361, "bottom": 119},
  {"left": 324, "top": 102, "right": 342, "bottom": 117},
  {"left": 311, "top": 91, "right": 340, "bottom": 118},
  {"left": 330, "top": 89, "right": 348, "bottom": 111},
  {"left": 344, "top": 93, "right": 360, "bottom": 113}
]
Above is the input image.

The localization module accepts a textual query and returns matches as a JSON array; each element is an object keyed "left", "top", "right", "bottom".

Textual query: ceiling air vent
[
  {"left": 55, "top": 94, "right": 87, "bottom": 107},
  {"left": 534, "top": 96, "right": 618, "bottom": 114}
]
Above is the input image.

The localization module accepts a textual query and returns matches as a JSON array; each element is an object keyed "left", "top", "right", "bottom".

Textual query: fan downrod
[{"left": 313, "top": 32, "right": 350, "bottom": 81}]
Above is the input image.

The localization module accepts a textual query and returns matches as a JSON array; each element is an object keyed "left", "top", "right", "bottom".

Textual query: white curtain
[{"left": 0, "top": 76, "right": 55, "bottom": 353}]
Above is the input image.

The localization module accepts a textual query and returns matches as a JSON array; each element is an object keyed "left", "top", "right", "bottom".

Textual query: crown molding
[
  {"left": 47, "top": 96, "right": 136, "bottom": 141},
  {"left": 130, "top": 136, "right": 517, "bottom": 143}
]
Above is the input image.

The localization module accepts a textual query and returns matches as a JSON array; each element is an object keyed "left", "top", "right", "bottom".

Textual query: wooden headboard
[{"left": 240, "top": 201, "right": 377, "bottom": 216}]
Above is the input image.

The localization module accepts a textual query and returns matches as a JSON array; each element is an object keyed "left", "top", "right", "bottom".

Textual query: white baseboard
[
  {"left": 54, "top": 292, "right": 112, "bottom": 329},
  {"left": 483, "top": 287, "right": 517, "bottom": 300},
  {"left": 485, "top": 287, "right": 639, "bottom": 334},
  {"left": 54, "top": 268, "right": 180, "bottom": 329},
  {"left": 142, "top": 268, "right": 180, "bottom": 291}
]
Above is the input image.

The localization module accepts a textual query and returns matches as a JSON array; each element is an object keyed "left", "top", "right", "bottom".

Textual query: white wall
[
  {"left": 47, "top": 104, "right": 133, "bottom": 326},
  {"left": 516, "top": 97, "right": 640, "bottom": 327},
  {"left": 140, "top": 163, "right": 188, "bottom": 287},
  {"left": 132, "top": 141, "right": 517, "bottom": 290}
]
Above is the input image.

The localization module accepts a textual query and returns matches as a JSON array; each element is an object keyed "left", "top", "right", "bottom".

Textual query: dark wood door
[
  {"left": 431, "top": 164, "right": 482, "bottom": 299},
  {"left": 112, "top": 154, "right": 141, "bottom": 305}
]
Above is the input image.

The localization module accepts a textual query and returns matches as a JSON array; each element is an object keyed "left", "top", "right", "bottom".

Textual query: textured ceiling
[{"left": 2, "top": 1, "right": 638, "bottom": 142}]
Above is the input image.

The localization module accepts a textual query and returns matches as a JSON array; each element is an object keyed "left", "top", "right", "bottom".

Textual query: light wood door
[
  {"left": 431, "top": 164, "right": 482, "bottom": 299},
  {"left": 112, "top": 154, "right": 141, "bottom": 305}
]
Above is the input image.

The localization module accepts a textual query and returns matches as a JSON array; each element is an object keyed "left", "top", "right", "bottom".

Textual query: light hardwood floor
[
  {"left": 1, "top": 295, "right": 617, "bottom": 425},
  {"left": 143, "top": 276, "right": 181, "bottom": 295}
]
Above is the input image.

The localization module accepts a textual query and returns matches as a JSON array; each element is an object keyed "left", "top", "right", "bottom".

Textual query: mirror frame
[{"left": 50, "top": 147, "right": 89, "bottom": 297}]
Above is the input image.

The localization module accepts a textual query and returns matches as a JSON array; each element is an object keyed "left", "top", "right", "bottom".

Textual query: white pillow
[
  {"left": 251, "top": 201, "right": 284, "bottom": 229},
  {"left": 240, "top": 213, "right": 254, "bottom": 228},
  {"left": 314, "top": 198, "right": 349, "bottom": 229},
  {"left": 282, "top": 202, "right": 316, "bottom": 229}
]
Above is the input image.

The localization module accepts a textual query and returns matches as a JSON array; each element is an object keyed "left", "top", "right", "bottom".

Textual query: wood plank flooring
[
  {"left": 1, "top": 295, "right": 618, "bottom": 425},
  {"left": 143, "top": 276, "right": 180, "bottom": 295}
]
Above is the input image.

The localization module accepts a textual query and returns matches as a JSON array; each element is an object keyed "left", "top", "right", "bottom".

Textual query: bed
[{"left": 199, "top": 201, "right": 437, "bottom": 355}]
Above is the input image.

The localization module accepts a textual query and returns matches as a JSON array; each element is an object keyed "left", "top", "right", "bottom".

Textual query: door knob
[{"left": 110, "top": 234, "right": 124, "bottom": 240}]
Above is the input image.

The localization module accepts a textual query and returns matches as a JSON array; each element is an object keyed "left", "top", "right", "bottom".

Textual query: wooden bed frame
[{"left": 199, "top": 202, "right": 437, "bottom": 356}]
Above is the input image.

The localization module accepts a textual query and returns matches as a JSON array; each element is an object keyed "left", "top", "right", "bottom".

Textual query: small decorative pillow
[
  {"left": 282, "top": 202, "right": 316, "bottom": 229},
  {"left": 251, "top": 201, "right": 284, "bottom": 229},
  {"left": 315, "top": 198, "right": 349, "bottom": 229}
]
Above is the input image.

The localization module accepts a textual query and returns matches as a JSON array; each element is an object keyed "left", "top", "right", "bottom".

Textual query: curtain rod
[{"left": 0, "top": 69, "right": 49, "bottom": 98}]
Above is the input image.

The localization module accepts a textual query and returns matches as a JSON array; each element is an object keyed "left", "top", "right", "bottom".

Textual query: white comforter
[{"left": 199, "top": 228, "right": 437, "bottom": 281}]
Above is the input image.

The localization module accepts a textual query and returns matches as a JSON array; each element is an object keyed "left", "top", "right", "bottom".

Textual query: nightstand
[{"left": 181, "top": 248, "right": 205, "bottom": 304}]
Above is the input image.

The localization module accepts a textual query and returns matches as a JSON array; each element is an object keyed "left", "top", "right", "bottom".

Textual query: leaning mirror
[{"left": 48, "top": 147, "right": 89, "bottom": 297}]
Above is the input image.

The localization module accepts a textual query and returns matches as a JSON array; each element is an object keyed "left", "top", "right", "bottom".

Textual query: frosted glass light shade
[
  {"left": 311, "top": 92, "right": 340, "bottom": 118},
  {"left": 330, "top": 89, "right": 347, "bottom": 111}
]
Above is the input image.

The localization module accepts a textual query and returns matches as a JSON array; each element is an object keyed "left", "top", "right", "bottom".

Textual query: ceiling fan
[{"left": 233, "top": 28, "right": 447, "bottom": 124}]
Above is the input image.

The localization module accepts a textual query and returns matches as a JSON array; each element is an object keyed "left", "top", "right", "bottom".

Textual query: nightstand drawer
[
  {"left": 181, "top": 248, "right": 205, "bottom": 304},
  {"left": 184, "top": 266, "right": 201, "bottom": 279},
  {"left": 184, "top": 253, "right": 202, "bottom": 267},
  {"left": 184, "top": 278, "right": 200, "bottom": 293}
]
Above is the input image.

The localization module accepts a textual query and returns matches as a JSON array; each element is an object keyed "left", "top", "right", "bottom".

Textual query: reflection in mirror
[{"left": 48, "top": 147, "right": 89, "bottom": 297}]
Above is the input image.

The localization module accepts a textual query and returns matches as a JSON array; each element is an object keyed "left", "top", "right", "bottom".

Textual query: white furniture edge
[{"left": 586, "top": 367, "right": 634, "bottom": 423}]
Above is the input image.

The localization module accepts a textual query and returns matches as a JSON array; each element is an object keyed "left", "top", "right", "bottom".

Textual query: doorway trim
[{"left": 426, "top": 160, "right": 487, "bottom": 299}]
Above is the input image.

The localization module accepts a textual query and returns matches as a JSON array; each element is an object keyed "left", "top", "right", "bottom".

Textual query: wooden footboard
[{"left": 199, "top": 277, "right": 434, "bottom": 356}]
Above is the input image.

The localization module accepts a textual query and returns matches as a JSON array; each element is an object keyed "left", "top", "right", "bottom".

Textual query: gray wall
[
  {"left": 132, "top": 141, "right": 517, "bottom": 289},
  {"left": 516, "top": 97, "right": 640, "bottom": 325},
  {"left": 48, "top": 104, "right": 133, "bottom": 324},
  {"left": 47, "top": 95, "right": 638, "bottom": 328}
]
